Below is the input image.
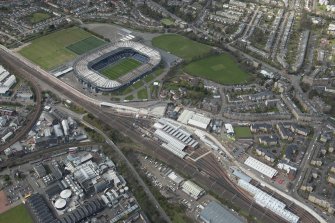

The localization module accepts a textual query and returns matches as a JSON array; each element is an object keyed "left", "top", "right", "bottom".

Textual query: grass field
[
  {"left": 19, "top": 27, "right": 103, "bottom": 70},
  {"left": 137, "top": 88, "right": 148, "bottom": 99},
  {"left": 183, "top": 54, "right": 250, "bottom": 84},
  {"left": 234, "top": 126, "right": 252, "bottom": 138},
  {"left": 66, "top": 36, "right": 105, "bottom": 54},
  {"left": 152, "top": 34, "right": 212, "bottom": 61},
  {"left": 26, "top": 12, "right": 50, "bottom": 24},
  {"left": 0, "top": 204, "right": 33, "bottom": 223},
  {"left": 100, "top": 58, "right": 142, "bottom": 80},
  {"left": 161, "top": 18, "right": 174, "bottom": 26}
]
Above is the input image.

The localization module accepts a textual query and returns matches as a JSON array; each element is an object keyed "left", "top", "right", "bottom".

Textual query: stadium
[{"left": 73, "top": 41, "right": 161, "bottom": 92}]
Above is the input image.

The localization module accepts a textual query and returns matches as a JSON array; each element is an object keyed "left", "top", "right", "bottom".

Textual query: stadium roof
[
  {"left": 244, "top": 156, "right": 278, "bottom": 178},
  {"left": 74, "top": 41, "right": 161, "bottom": 91},
  {"left": 200, "top": 201, "right": 245, "bottom": 223}
]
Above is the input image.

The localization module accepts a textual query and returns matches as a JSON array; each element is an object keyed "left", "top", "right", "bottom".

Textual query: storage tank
[
  {"left": 54, "top": 198, "right": 67, "bottom": 210},
  {"left": 60, "top": 189, "right": 72, "bottom": 199}
]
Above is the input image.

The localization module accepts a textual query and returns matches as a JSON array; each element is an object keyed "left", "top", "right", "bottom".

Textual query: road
[
  {"left": 0, "top": 46, "right": 324, "bottom": 223},
  {"left": 81, "top": 120, "right": 172, "bottom": 223}
]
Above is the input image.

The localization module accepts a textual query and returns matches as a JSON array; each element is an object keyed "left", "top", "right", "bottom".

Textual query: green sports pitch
[
  {"left": 0, "top": 204, "right": 33, "bottom": 223},
  {"left": 19, "top": 27, "right": 105, "bottom": 70},
  {"left": 183, "top": 53, "right": 250, "bottom": 84},
  {"left": 152, "top": 34, "right": 212, "bottom": 61},
  {"left": 99, "top": 58, "right": 142, "bottom": 80},
  {"left": 234, "top": 126, "right": 253, "bottom": 138},
  {"left": 66, "top": 36, "right": 105, "bottom": 55}
]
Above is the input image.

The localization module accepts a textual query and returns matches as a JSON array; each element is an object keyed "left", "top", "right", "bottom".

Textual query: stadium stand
[{"left": 73, "top": 41, "right": 161, "bottom": 92}]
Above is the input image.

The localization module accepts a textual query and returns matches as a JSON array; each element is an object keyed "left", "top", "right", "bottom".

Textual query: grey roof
[{"left": 200, "top": 201, "right": 245, "bottom": 223}]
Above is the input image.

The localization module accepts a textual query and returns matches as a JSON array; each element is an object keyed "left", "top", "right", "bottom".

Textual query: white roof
[
  {"left": 181, "top": 180, "right": 204, "bottom": 199},
  {"left": 167, "top": 172, "right": 184, "bottom": 184},
  {"left": 3, "top": 75, "right": 16, "bottom": 88},
  {"left": 238, "top": 179, "right": 299, "bottom": 223},
  {"left": 162, "top": 143, "right": 187, "bottom": 158},
  {"left": 53, "top": 67, "right": 73, "bottom": 77},
  {"left": 0, "top": 86, "right": 9, "bottom": 94},
  {"left": 177, "top": 110, "right": 194, "bottom": 124},
  {"left": 244, "top": 156, "right": 278, "bottom": 178},
  {"left": 178, "top": 110, "right": 211, "bottom": 129},
  {"left": 224, "top": 123, "right": 234, "bottom": 134},
  {"left": 154, "top": 129, "right": 186, "bottom": 151},
  {"left": 0, "top": 71, "right": 10, "bottom": 82},
  {"left": 60, "top": 189, "right": 72, "bottom": 199},
  {"left": 73, "top": 41, "right": 161, "bottom": 90},
  {"left": 54, "top": 198, "right": 67, "bottom": 209}
]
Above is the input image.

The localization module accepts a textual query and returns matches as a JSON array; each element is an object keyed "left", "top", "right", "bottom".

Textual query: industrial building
[
  {"left": 224, "top": 123, "right": 234, "bottom": 135},
  {"left": 26, "top": 194, "right": 58, "bottom": 223},
  {"left": 200, "top": 201, "right": 245, "bottom": 223},
  {"left": 238, "top": 179, "right": 299, "bottom": 223},
  {"left": 167, "top": 171, "right": 185, "bottom": 186},
  {"left": 0, "top": 65, "right": 16, "bottom": 94},
  {"left": 181, "top": 180, "right": 205, "bottom": 200},
  {"left": 60, "top": 198, "right": 105, "bottom": 223},
  {"left": 244, "top": 156, "right": 278, "bottom": 178},
  {"left": 153, "top": 118, "right": 198, "bottom": 159},
  {"left": 177, "top": 109, "right": 212, "bottom": 130}
]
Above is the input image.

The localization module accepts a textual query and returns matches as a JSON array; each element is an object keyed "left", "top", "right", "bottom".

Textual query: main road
[{"left": 0, "top": 46, "right": 323, "bottom": 223}]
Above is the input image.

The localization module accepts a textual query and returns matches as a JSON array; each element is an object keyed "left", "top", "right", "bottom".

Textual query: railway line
[
  {"left": 0, "top": 48, "right": 323, "bottom": 223},
  {"left": 0, "top": 57, "right": 43, "bottom": 151}
]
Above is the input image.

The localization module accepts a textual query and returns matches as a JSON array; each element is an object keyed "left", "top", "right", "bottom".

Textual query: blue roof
[{"left": 200, "top": 201, "right": 245, "bottom": 223}]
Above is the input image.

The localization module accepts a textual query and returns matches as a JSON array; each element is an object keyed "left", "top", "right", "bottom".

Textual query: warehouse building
[
  {"left": 153, "top": 118, "right": 198, "bottom": 159},
  {"left": 167, "top": 171, "right": 184, "bottom": 187},
  {"left": 181, "top": 180, "right": 205, "bottom": 200},
  {"left": 200, "top": 201, "right": 245, "bottom": 223},
  {"left": 177, "top": 109, "right": 211, "bottom": 130},
  {"left": 244, "top": 156, "right": 278, "bottom": 178},
  {"left": 238, "top": 179, "right": 299, "bottom": 223},
  {"left": 26, "top": 194, "right": 58, "bottom": 223},
  {"left": 224, "top": 123, "right": 234, "bottom": 135}
]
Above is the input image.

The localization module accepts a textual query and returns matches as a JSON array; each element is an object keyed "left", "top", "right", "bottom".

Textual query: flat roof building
[
  {"left": 224, "top": 123, "right": 234, "bottom": 135},
  {"left": 244, "top": 156, "right": 278, "bottom": 178},
  {"left": 238, "top": 179, "right": 299, "bottom": 223},
  {"left": 178, "top": 110, "right": 211, "bottom": 130},
  {"left": 167, "top": 171, "right": 185, "bottom": 186},
  {"left": 200, "top": 201, "right": 245, "bottom": 223},
  {"left": 181, "top": 180, "right": 205, "bottom": 200}
]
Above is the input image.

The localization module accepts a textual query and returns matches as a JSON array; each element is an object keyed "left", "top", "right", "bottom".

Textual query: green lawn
[
  {"left": 152, "top": 34, "right": 212, "bottom": 61},
  {"left": 125, "top": 95, "right": 134, "bottom": 100},
  {"left": 183, "top": 53, "right": 250, "bottom": 84},
  {"left": 234, "top": 126, "right": 252, "bottom": 138},
  {"left": 137, "top": 88, "right": 148, "bottom": 99},
  {"left": 66, "top": 36, "right": 105, "bottom": 54},
  {"left": 19, "top": 27, "right": 99, "bottom": 70},
  {"left": 161, "top": 18, "right": 174, "bottom": 26},
  {"left": 143, "top": 68, "right": 164, "bottom": 83},
  {"left": 132, "top": 80, "right": 144, "bottom": 89},
  {"left": 0, "top": 204, "right": 33, "bottom": 223},
  {"left": 26, "top": 12, "right": 50, "bottom": 24},
  {"left": 100, "top": 58, "right": 142, "bottom": 80}
]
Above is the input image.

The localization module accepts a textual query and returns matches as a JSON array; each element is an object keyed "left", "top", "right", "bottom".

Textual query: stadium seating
[{"left": 73, "top": 41, "right": 161, "bottom": 91}]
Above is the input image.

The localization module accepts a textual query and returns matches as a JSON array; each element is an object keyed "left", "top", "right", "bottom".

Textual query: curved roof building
[{"left": 73, "top": 41, "right": 161, "bottom": 92}]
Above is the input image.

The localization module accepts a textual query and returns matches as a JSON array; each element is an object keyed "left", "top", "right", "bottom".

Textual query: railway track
[
  {"left": 0, "top": 56, "right": 43, "bottom": 151},
  {"left": 0, "top": 49, "right": 322, "bottom": 223}
]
